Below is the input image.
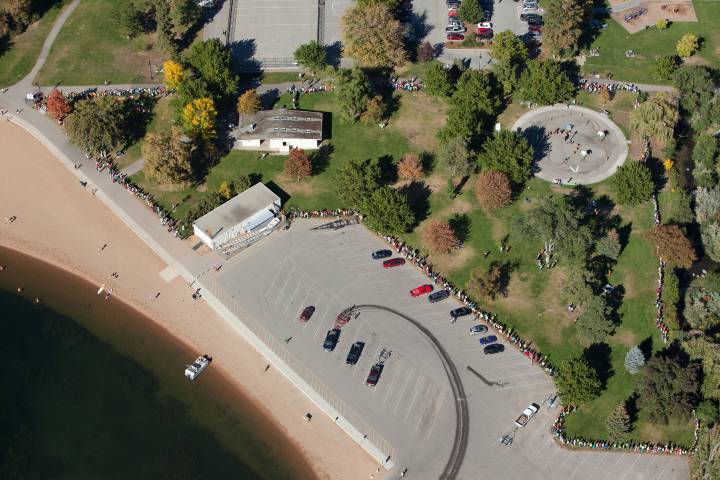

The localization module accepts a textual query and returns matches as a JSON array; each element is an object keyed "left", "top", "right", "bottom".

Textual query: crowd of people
[
  {"left": 390, "top": 77, "right": 421, "bottom": 92},
  {"left": 286, "top": 82, "right": 333, "bottom": 95},
  {"left": 63, "top": 86, "right": 167, "bottom": 102},
  {"left": 551, "top": 404, "right": 693, "bottom": 455},
  {"left": 579, "top": 79, "right": 641, "bottom": 95}
]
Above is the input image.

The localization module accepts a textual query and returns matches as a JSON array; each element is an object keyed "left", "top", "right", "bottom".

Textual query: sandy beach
[{"left": 0, "top": 119, "right": 379, "bottom": 480}]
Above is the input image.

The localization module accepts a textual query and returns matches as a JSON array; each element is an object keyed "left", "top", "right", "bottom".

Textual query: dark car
[
  {"left": 446, "top": 33, "right": 465, "bottom": 41},
  {"left": 450, "top": 307, "right": 472, "bottom": 319},
  {"left": 323, "top": 329, "right": 341, "bottom": 352},
  {"left": 520, "top": 13, "right": 542, "bottom": 22},
  {"left": 383, "top": 258, "right": 405, "bottom": 268},
  {"left": 346, "top": 341, "right": 365, "bottom": 365},
  {"left": 428, "top": 290, "right": 450, "bottom": 303},
  {"left": 366, "top": 363, "right": 384, "bottom": 386},
  {"left": 371, "top": 249, "right": 392, "bottom": 260},
  {"left": 479, "top": 335, "right": 498, "bottom": 345},
  {"left": 299, "top": 306, "right": 315, "bottom": 323},
  {"left": 484, "top": 343, "right": 505, "bottom": 355},
  {"left": 528, "top": 24, "right": 542, "bottom": 33}
]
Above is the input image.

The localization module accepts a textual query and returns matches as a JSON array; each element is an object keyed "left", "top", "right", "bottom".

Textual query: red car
[
  {"left": 477, "top": 27, "right": 493, "bottom": 38},
  {"left": 299, "top": 306, "right": 315, "bottom": 323},
  {"left": 383, "top": 258, "right": 405, "bottom": 268},
  {"left": 410, "top": 284, "right": 434, "bottom": 297},
  {"left": 366, "top": 363, "right": 384, "bottom": 386},
  {"left": 448, "top": 8, "right": 458, "bottom": 16},
  {"left": 446, "top": 33, "right": 464, "bottom": 41}
]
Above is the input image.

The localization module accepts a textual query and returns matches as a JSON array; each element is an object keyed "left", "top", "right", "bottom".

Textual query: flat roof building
[
  {"left": 234, "top": 108, "right": 324, "bottom": 152},
  {"left": 192, "top": 182, "right": 281, "bottom": 250}
]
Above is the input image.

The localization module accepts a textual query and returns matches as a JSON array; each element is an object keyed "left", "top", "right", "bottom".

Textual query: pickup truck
[{"left": 514, "top": 403, "right": 539, "bottom": 427}]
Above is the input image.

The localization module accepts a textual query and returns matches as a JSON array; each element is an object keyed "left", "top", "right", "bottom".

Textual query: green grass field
[
  {"left": 583, "top": 1, "right": 720, "bottom": 84},
  {"left": 35, "top": 0, "right": 172, "bottom": 85},
  {"left": 0, "top": 2, "right": 65, "bottom": 88}
]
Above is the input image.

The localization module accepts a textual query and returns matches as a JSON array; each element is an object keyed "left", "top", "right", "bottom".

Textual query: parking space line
[
  {"left": 336, "top": 253, "right": 373, "bottom": 261},
  {"left": 654, "top": 457, "right": 672, "bottom": 480},
  {"left": 618, "top": 454, "right": 641, "bottom": 480},
  {"left": 273, "top": 265, "right": 297, "bottom": 304},
  {"left": 393, "top": 365, "right": 416, "bottom": 412},
  {"left": 599, "top": 454, "right": 623, "bottom": 480},
  {"left": 414, "top": 381, "right": 438, "bottom": 430},
  {"left": 567, "top": 452, "right": 590, "bottom": 479},
  {"left": 282, "top": 279, "right": 303, "bottom": 315},
  {"left": 291, "top": 288, "right": 312, "bottom": 323},
  {"left": 404, "top": 375, "right": 426, "bottom": 421},
  {"left": 312, "top": 303, "right": 334, "bottom": 339},
  {"left": 381, "top": 361, "right": 404, "bottom": 404},
  {"left": 585, "top": 452, "right": 608, "bottom": 479},
  {"left": 424, "top": 391, "right": 446, "bottom": 440}
]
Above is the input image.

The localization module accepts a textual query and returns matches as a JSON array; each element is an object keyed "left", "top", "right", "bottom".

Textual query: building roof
[
  {"left": 235, "top": 108, "right": 323, "bottom": 140},
  {"left": 193, "top": 183, "right": 280, "bottom": 239}
]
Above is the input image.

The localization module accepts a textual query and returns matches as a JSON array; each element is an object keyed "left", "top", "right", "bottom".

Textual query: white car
[
  {"left": 477, "top": 21, "right": 493, "bottom": 29},
  {"left": 515, "top": 403, "right": 539, "bottom": 427},
  {"left": 469, "top": 324, "right": 489, "bottom": 335},
  {"left": 445, "top": 24, "right": 466, "bottom": 33},
  {"left": 522, "top": 3, "right": 539, "bottom": 11}
]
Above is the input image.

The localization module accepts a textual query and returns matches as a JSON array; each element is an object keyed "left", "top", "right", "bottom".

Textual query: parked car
[
  {"left": 299, "top": 306, "right": 315, "bottom": 323},
  {"left": 371, "top": 249, "right": 392, "bottom": 260},
  {"left": 448, "top": 8, "right": 458, "bottom": 16},
  {"left": 470, "top": 324, "right": 488, "bottom": 335},
  {"left": 479, "top": 335, "right": 498, "bottom": 345},
  {"left": 450, "top": 307, "right": 472, "bottom": 319},
  {"left": 410, "top": 284, "right": 434, "bottom": 297},
  {"left": 446, "top": 24, "right": 466, "bottom": 33},
  {"left": 520, "top": 13, "right": 542, "bottom": 22},
  {"left": 323, "top": 329, "right": 341, "bottom": 351},
  {"left": 477, "top": 28, "right": 493, "bottom": 39},
  {"left": 428, "top": 290, "right": 450, "bottom": 303},
  {"left": 366, "top": 363, "right": 384, "bottom": 386},
  {"left": 346, "top": 341, "right": 365, "bottom": 365},
  {"left": 522, "top": 4, "right": 538, "bottom": 11},
  {"left": 446, "top": 33, "right": 465, "bottom": 41},
  {"left": 528, "top": 24, "right": 542, "bottom": 33},
  {"left": 448, "top": 15, "right": 462, "bottom": 24},
  {"left": 477, "top": 21, "right": 493, "bottom": 29},
  {"left": 515, "top": 403, "right": 539, "bottom": 427},
  {"left": 383, "top": 258, "right": 405, "bottom": 268},
  {"left": 484, "top": 343, "right": 505, "bottom": 354}
]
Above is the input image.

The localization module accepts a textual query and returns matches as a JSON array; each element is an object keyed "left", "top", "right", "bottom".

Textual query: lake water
[{"left": 0, "top": 245, "right": 317, "bottom": 480}]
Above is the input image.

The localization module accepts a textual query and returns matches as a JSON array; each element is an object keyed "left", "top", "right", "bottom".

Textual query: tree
[
  {"left": 646, "top": 224, "right": 697, "bottom": 268},
  {"left": 155, "top": 0, "right": 178, "bottom": 55},
  {"left": 423, "top": 220, "right": 458, "bottom": 254},
  {"left": 696, "top": 187, "right": 720, "bottom": 224},
  {"left": 233, "top": 174, "right": 253, "bottom": 194},
  {"left": 563, "top": 268, "right": 595, "bottom": 307},
  {"left": 236, "top": 89, "right": 262, "bottom": 115},
  {"left": 440, "top": 69, "right": 500, "bottom": 143},
  {"left": 630, "top": 92, "right": 679, "bottom": 148},
  {"left": 555, "top": 356, "right": 602, "bottom": 404},
  {"left": 610, "top": 162, "right": 654, "bottom": 206},
  {"left": 624, "top": 346, "right": 646, "bottom": 374},
  {"left": 334, "top": 158, "right": 380, "bottom": 209},
  {"left": 595, "top": 229, "right": 622, "bottom": 260},
  {"left": 173, "top": 0, "right": 202, "bottom": 27},
  {"left": 655, "top": 55, "right": 678, "bottom": 80},
  {"left": 467, "top": 264, "right": 504, "bottom": 299},
  {"left": 163, "top": 60, "right": 184, "bottom": 90},
  {"left": 692, "top": 425, "right": 720, "bottom": 480},
  {"left": 677, "top": 33, "right": 699, "bottom": 58},
  {"left": 397, "top": 153, "right": 424, "bottom": 180},
  {"left": 673, "top": 67, "right": 720, "bottom": 132},
  {"left": 701, "top": 222, "right": 720, "bottom": 263},
  {"left": 637, "top": 354, "right": 701, "bottom": 423},
  {"left": 685, "top": 287, "right": 720, "bottom": 333},
  {"left": 46, "top": 88, "right": 72, "bottom": 121},
  {"left": 606, "top": 404, "right": 631, "bottom": 442},
  {"left": 478, "top": 130, "right": 534, "bottom": 187},
  {"left": 423, "top": 61, "right": 453, "bottom": 98},
  {"left": 175, "top": 76, "right": 211, "bottom": 108},
  {"left": 692, "top": 135, "right": 719, "bottom": 189},
  {"left": 284, "top": 147, "right": 312, "bottom": 181},
  {"left": 64, "top": 97, "right": 126, "bottom": 156},
  {"left": 697, "top": 400, "right": 720, "bottom": 426},
  {"left": 517, "top": 60, "right": 575, "bottom": 105},
  {"left": 360, "top": 95, "right": 386, "bottom": 124},
  {"left": 576, "top": 296, "right": 614, "bottom": 342},
  {"left": 294, "top": 41, "right": 327, "bottom": 73},
  {"left": 182, "top": 97, "right": 217, "bottom": 140},
  {"left": 684, "top": 336, "right": 720, "bottom": 400},
  {"left": 218, "top": 181, "right": 233, "bottom": 200},
  {"left": 543, "top": 0, "right": 591, "bottom": 58},
  {"left": 458, "top": 0, "right": 484, "bottom": 23},
  {"left": 0, "top": 0, "right": 33, "bottom": 32},
  {"left": 656, "top": 18, "right": 669, "bottom": 30},
  {"left": 336, "top": 67, "right": 371, "bottom": 121},
  {"left": 416, "top": 41, "right": 434, "bottom": 62},
  {"left": 142, "top": 128, "right": 194, "bottom": 186},
  {"left": 489, "top": 30, "right": 528, "bottom": 64},
  {"left": 356, "top": 0, "right": 400, "bottom": 10},
  {"left": 341, "top": 4, "right": 407, "bottom": 68},
  {"left": 121, "top": 2, "right": 144, "bottom": 38},
  {"left": 475, "top": 171, "right": 512, "bottom": 210},
  {"left": 440, "top": 136, "right": 474, "bottom": 178},
  {"left": 185, "top": 39, "right": 238, "bottom": 100},
  {"left": 363, "top": 186, "right": 414, "bottom": 234}
]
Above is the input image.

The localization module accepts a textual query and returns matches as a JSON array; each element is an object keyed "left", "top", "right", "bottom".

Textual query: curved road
[{"left": 354, "top": 305, "right": 469, "bottom": 480}]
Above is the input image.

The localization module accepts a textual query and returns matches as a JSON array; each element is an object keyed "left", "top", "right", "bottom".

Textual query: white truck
[{"left": 514, "top": 403, "right": 539, "bottom": 427}]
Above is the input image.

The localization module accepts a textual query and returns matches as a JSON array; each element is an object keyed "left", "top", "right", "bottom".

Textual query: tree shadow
[
  {"left": 0, "top": 35, "right": 10, "bottom": 57},
  {"left": 259, "top": 88, "right": 280, "bottom": 109},
  {"left": 420, "top": 151, "right": 436, "bottom": 175},
  {"left": 311, "top": 143, "right": 334, "bottom": 175},
  {"left": 625, "top": 393, "right": 640, "bottom": 427},
  {"left": 520, "top": 125, "right": 549, "bottom": 173},
  {"left": 449, "top": 214, "right": 471, "bottom": 242},
  {"left": 377, "top": 154, "right": 397, "bottom": 185},
  {"left": 638, "top": 335, "right": 653, "bottom": 360},
  {"left": 230, "top": 39, "right": 261, "bottom": 72},
  {"left": 325, "top": 41, "right": 342, "bottom": 68},
  {"left": 583, "top": 342, "right": 614, "bottom": 390},
  {"left": 404, "top": 10, "right": 432, "bottom": 59},
  {"left": 399, "top": 181, "right": 431, "bottom": 225},
  {"left": 122, "top": 97, "right": 158, "bottom": 150},
  {"left": 617, "top": 222, "right": 632, "bottom": 251}
]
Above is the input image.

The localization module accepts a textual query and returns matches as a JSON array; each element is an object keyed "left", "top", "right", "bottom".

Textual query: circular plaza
[{"left": 512, "top": 105, "right": 628, "bottom": 185}]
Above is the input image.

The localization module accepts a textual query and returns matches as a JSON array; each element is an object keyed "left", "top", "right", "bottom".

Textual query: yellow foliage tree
[
  {"left": 237, "top": 89, "right": 262, "bottom": 114},
  {"left": 341, "top": 4, "right": 407, "bottom": 68},
  {"left": 183, "top": 97, "right": 217, "bottom": 140},
  {"left": 218, "top": 181, "right": 233, "bottom": 199},
  {"left": 163, "top": 60, "right": 184, "bottom": 90},
  {"left": 676, "top": 34, "right": 698, "bottom": 58}
]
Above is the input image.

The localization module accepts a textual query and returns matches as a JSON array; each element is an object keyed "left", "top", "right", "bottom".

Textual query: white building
[
  {"left": 234, "top": 109, "right": 324, "bottom": 153},
  {"left": 192, "top": 183, "right": 281, "bottom": 250}
]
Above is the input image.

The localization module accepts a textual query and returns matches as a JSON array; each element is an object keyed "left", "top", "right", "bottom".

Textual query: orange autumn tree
[
  {"left": 47, "top": 88, "right": 72, "bottom": 121},
  {"left": 284, "top": 147, "right": 312, "bottom": 181},
  {"left": 423, "top": 219, "right": 458, "bottom": 254},
  {"left": 475, "top": 171, "right": 512, "bottom": 211},
  {"left": 237, "top": 89, "right": 262, "bottom": 115},
  {"left": 397, "top": 153, "right": 424, "bottom": 180},
  {"left": 646, "top": 224, "right": 697, "bottom": 268}
]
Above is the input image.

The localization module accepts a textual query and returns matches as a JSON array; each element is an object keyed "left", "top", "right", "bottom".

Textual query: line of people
[
  {"left": 390, "top": 77, "right": 421, "bottom": 92},
  {"left": 579, "top": 79, "right": 641, "bottom": 94},
  {"left": 64, "top": 86, "right": 167, "bottom": 101}
]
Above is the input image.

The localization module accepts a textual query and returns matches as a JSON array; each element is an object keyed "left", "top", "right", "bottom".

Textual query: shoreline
[{"left": 0, "top": 119, "right": 379, "bottom": 480}]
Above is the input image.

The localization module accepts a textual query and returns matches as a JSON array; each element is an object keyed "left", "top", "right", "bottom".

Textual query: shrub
[
  {"left": 397, "top": 153, "right": 424, "bottom": 180},
  {"left": 676, "top": 33, "right": 699, "bottom": 58},
  {"left": 624, "top": 346, "right": 645, "bottom": 374}
]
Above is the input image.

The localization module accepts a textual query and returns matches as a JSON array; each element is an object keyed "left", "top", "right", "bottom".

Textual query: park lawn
[
  {"left": 583, "top": 1, "right": 720, "bottom": 84},
  {"left": 119, "top": 95, "right": 177, "bottom": 169},
  {"left": 0, "top": 1, "right": 65, "bottom": 88},
  {"left": 34, "top": 0, "right": 169, "bottom": 85}
]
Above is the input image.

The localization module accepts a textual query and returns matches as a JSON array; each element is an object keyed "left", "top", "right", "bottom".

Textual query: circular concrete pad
[{"left": 511, "top": 105, "right": 628, "bottom": 185}]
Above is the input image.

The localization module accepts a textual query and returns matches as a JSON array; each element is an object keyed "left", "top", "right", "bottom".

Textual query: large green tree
[
  {"left": 606, "top": 404, "right": 631, "bottom": 442},
  {"left": 673, "top": 66, "right": 720, "bottom": 132},
  {"left": 517, "top": 60, "right": 575, "bottom": 105},
  {"left": 185, "top": 39, "right": 238, "bottom": 100},
  {"left": 490, "top": 30, "right": 528, "bottom": 95},
  {"left": 142, "top": 127, "right": 194, "bottom": 186},
  {"left": 610, "top": 162, "right": 654, "bottom": 206},
  {"left": 439, "top": 136, "right": 474, "bottom": 178},
  {"left": 543, "top": 0, "right": 591, "bottom": 58},
  {"left": 630, "top": 92, "right": 679, "bottom": 148},
  {"left": 684, "top": 336, "right": 720, "bottom": 400},
  {"left": 65, "top": 97, "right": 127, "bottom": 156},
  {"left": 692, "top": 425, "right": 720, "bottom": 480},
  {"left": 692, "top": 135, "right": 719, "bottom": 189},
  {"left": 576, "top": 296, "right": 614, "bottom": 343},
  {"left": 423, "top": 61, "right": 454, "bottom": 98},
  {"left": 477, "top": 130, "right": 534, "bottom": 187},
  {"left": 341, "top": 3, "right": 406, "bottom": 68},
  {"left": 458, "top": 0, "right": 484, "bottom": 23},
  {"left": 555, "top": 356, "right": 602, "bottom": 404},
  {"left": 336, "top": 67, "right": 372, "bottom": 121},
  {"left": 294, "top": 41, "right": 328, "bottom": 73},
  {"left": 637, "top": 354, "right": 701, "bottom": 424},
  {"left": 334, "top": 158, "right": 380, "bottom": 209},
  {"left": 363, "top": 186, "right": 415, "bottom": 234},
  {"left": 440, "top": 70, "right": 500, "bottom": 144}
]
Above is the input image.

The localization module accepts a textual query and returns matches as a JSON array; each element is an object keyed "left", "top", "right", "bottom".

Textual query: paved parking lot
[{"left": 205, "top": 219, "right": 689, "bottom": 479}]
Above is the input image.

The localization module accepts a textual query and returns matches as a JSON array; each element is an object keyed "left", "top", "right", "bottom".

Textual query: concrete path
[{"left": 122, "top": 158, "right": 145, "bottom": 176}]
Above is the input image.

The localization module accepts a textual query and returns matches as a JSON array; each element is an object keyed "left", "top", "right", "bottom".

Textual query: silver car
[{"left": 469, "top": 324, "right": 489, "bottom": 335}]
